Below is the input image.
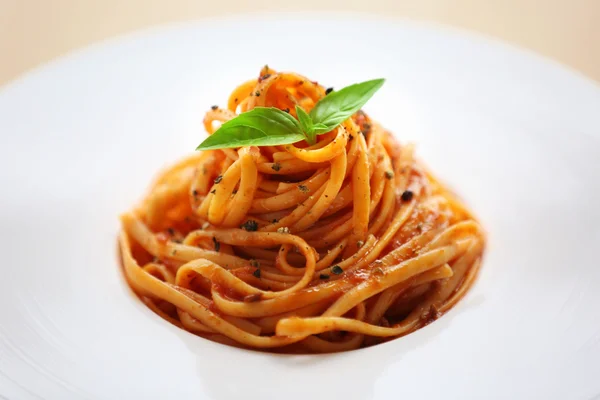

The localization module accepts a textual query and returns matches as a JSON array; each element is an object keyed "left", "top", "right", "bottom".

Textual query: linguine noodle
[{"left": 119, "top": 66, "right": 485, "bottom": 353}]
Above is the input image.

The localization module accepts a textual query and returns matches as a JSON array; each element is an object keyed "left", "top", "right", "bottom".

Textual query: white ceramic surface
[{"left": 1, "top": 13, "right": 600, "bottom": 400}]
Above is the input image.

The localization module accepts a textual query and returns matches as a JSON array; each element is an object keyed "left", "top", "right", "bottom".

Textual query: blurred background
[{"left": 1, "top": 0, "right": 599, "bottom": 86}]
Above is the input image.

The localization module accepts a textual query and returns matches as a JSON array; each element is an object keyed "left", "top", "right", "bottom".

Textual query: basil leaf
[
  {"left": 295, "top": 105, "right": 316, "bottom": 144},
  {"left": 311, "top": 123, "right": 331, "bottom": 134},
  {"left": 196, "top": 107, "right": 305, "bottom": 150},
  {"left": 309, "top": 78, "right": 384, "bottom": 133}
]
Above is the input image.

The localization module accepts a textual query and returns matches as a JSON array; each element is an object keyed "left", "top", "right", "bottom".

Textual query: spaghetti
[{"left": 119, "top": 66, "right": 485, "bottom": 353}]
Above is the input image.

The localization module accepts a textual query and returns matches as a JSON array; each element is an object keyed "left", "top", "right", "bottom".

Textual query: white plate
[{"left": 1, "top": 12, "right": 600, "bottom": 400}]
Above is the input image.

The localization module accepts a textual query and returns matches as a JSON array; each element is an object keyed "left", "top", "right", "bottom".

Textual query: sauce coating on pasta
[{"left": 119, "top": 67, "right": 485, "bottom": 353}]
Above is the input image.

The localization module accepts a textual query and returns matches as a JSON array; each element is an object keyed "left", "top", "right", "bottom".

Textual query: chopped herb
[
  {"left": 271, "top": 162, "right": 282, "bottom": 171},
  {"left": 385, "top": 171, "right": 394, "bottom": 180},
  {"left": 331, "top": 265, "right": 343, "bottom": 275},
  {"left": 277, "top": 227, "right": 290, "bottom": 234},
  {"left": 240, "top": 220, "right": 259, "bottom": 232},
  {"left": 255, "top": 91, "right": 261, "bottom": 97},
  {"left": 252, "top": 269, "right": 261, "bottom": 278},
  {"left": 319, "top": 274, "right": 330, "bottom": 279},
  {"left": 214, "top": 175, "right": 223, "bottom": 184},
  {"left": 357, "top": 240, "right": 364, "bottom": 248},
  {"left": 325, "top": 87, "right": 334, "bottom": 95},
  {"left": 211, "top": 105, "right": 218, "bottom": 110},
  {"left": 250, "top": 259, "right": 260, "bottom": 268},
  {"left": 401, "top": 190, "right": 414, "bottom": 202},
  {"left": 212, "top": 237, "right": 220, "bottom": 252},
  {"left": 298, "top": 184, "right": 309, "bottom": 193}
]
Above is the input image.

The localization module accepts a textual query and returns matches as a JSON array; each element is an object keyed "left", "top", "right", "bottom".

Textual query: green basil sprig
[{"left": 196, "top": 78, "right": 384, "bottom": 150}]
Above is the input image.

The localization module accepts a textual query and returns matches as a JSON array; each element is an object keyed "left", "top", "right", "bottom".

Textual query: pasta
[{"left": 118, "top": 66, "right": 485, "bottom": 353}]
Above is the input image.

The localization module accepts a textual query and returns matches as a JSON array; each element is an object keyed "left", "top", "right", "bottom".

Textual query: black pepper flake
[
  {"left": 210, "top": 189, "right": 216, "bottom": 194},
  {"left": 211, "top": 105, "right": 218, "bottom": 110},
  {"left": 252, "top": 269, "right": 261, "bottom": 278},
  {"left": 167, "top": 227, "right": 175, "bottom": 236},
  {"left": 283, "top": 108, "right": 290, "bottom": 113},
  {"left": 255, "top": 91, "right": 261, "bottom": 97},
  {"left": 240, "top": 220, "right": 259, "bottom": 232},
  {"left": 331, "top": 265, "right": 343, "bottom": 275},
  {"left": 192, "top": 189, "right": 199, "bottom": 197},
  {"left": 259, "top": 73, "right": 271, "bottom": 82},
  {"left": 212, "top": 237, "right": 220, "bottom": 252},
  {"left": 348, "top": 134, "right": 354, "bottom": 141},
  {"left": 325, "top": 87, "right": 334, "bottom": 95},
  {"left": 214, "top": 175, "right": 223, "bottom": 184},
  {"left": 401, "top": 190, "right": 414, "bottom": 202},
  {"left": 319, "top": 274, "right": 330, "bottom": 280},
  {"left": 385, "top": 171, "right": 394, "bottom": 180},
  {"left": 271, "top": 162, "right": 281, "bottom": 171},
  {"left": 298, "top": 184, "right": 309, "bottom": 193}
]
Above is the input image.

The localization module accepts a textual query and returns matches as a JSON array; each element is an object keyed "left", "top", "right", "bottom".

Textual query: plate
[{"left": 1, "top": 12, "right": 600, "bottom": 400}]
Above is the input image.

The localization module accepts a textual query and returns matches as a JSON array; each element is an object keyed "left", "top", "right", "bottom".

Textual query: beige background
[{"left": 1, "top": 0, "right": 599, "bottom": 87}]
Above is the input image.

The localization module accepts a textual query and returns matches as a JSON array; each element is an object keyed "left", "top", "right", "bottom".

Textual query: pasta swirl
[{"left": 119, "top": 67, "right": 485, "bottom": 353}]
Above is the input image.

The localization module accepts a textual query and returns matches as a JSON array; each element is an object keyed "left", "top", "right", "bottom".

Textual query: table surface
[{"left": 1, "top": 0, "right": 599, "bottom": 87}]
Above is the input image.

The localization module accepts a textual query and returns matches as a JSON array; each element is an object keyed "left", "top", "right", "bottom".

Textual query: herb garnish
[
  {"left": 240, "top": 220, "right": 259, "bottom": 232},
  {"left": 196, "top": 78, "right": 384, "bottom": 150},
  {"left": 331, "top": 265, "right": 343, "bottom": 275}
]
